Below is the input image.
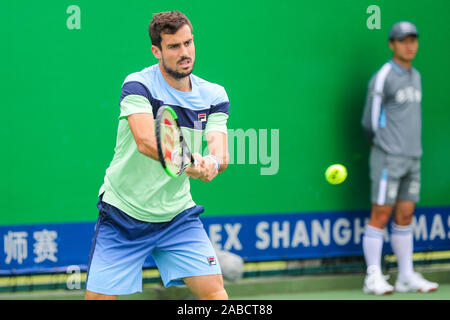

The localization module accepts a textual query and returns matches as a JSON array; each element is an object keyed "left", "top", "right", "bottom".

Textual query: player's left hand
[
  {"left": 185, "top": 153, "right": 206, "bottom": 180},
  {"left": 185, "top": 153, "right": 218, "bottom": 182},
  {"left": 199, "top": 156, "right": 219, "bottom": 182}
]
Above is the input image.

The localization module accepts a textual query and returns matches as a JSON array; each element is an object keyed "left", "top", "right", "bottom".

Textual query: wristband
[{"left": 204, "top": 154, "right": 220, "bottom": 170}]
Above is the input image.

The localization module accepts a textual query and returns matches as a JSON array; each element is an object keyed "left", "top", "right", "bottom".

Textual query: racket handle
[{"left": 191, "top": 155, "right": 197, "bottom": 167}]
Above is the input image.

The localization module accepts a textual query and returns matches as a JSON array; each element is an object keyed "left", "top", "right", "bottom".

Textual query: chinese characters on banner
[{"left": 4, "top": 229, "right": 58, "bottom": 265}]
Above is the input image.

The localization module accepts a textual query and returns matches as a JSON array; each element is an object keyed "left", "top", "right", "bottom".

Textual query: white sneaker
[
  {"left": 363, "top": 270, "right": 394, "bottom": 295},
  {"left": 395, "top": 272, "right": 439, "bottom": 293}
]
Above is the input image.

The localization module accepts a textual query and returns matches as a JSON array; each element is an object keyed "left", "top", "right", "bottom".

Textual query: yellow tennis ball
[{"left": 325, "top": 164, "right": 347, "bottom": 184}]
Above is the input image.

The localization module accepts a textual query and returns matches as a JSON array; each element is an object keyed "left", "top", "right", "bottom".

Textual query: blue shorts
[{"left": 86, "top": 197, "right": 222, "bottom": 295}]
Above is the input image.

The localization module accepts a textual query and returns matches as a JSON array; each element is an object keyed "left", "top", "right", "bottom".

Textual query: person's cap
[{"left": 389, "top": 21, "right": 419, "bottom": 40}]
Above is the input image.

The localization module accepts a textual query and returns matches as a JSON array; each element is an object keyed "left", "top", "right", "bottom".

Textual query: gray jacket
[{"left": 361, "top": 60, "right": 422, "bottom": 158}]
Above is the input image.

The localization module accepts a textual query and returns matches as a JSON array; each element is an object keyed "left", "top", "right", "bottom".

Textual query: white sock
[
  {"left": 391, "top": 223, "right": 414, "bottom": 281},
  {"left": 363, "top": 225, "right": 384, "bottom": 274}
]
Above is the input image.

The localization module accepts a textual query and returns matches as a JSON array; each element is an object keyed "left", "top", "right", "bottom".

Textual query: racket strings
[{"left": 160, "top": 111, "right": 184, "bottom": 173}]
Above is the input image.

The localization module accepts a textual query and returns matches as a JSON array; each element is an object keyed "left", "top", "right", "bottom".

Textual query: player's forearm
[
  {"left": 127, "top": 113, "right": 160, "bottom": 161},
  {"left": 136, "top": 137, "right": 159, "bottom": 161},
  {"left": 215, "top": 152, "right": 229, "bottom": 173},
  {"left": 206, "top": 131, "right": 228, "bottom": 173}
]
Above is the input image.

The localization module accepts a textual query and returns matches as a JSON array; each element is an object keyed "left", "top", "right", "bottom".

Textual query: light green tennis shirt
[{"left": 99, "top": 64, "right": 230, "bottom": 222}]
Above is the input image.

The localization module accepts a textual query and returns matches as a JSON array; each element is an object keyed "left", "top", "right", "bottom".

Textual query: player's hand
[
  {"left": 185, "top": 153, "right": 219, "bottom": 182},
  {"left": 199, "top": 156, "right": 219, "bottom": 182},
  {"left": 185, "top": 153, "right": 206, "bottom": 180}
]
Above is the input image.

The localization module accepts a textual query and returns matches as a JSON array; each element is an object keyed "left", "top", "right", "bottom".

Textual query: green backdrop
[{"left": 1, "top": 0, "right": 449, "bottom": 225}]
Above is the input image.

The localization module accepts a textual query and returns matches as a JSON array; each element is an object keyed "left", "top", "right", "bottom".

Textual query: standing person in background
[{"left": 361, "top": 21, "right": 438, "bottom": 295}]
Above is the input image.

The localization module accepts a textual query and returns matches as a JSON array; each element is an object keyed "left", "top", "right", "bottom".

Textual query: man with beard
[
  {"left": 361, "top": 21, "right": 438, "bottom": 295},
  {"left": 85, "top": 11, "right": 230, "bottom": 300}
]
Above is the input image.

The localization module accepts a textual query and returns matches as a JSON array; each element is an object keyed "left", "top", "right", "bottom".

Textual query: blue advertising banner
[{"left": 1, "top": 206, "right": 449, "bottom": 275}]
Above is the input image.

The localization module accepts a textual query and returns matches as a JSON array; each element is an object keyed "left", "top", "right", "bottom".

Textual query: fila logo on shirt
[
  {"left": 395, "top": 86, "right": 421, "bottom": 104},
  {"left": 198, "top": 113, "right": 207, "bottom": 122}
]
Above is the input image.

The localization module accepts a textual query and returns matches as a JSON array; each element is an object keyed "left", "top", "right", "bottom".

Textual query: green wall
[{"left": 1, "top": 0, "right": 449, "bottom": 224}]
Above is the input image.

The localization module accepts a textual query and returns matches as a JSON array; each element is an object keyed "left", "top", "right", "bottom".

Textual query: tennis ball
[{"left": 325, "top": 164, "right": 347, "bottom": 184}]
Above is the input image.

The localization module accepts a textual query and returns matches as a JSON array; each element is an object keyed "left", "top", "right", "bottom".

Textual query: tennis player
[
  {"left": 361, "top": 21, "right": 438, "bottom": 295},
  {"left": 85, "top": 11, "right": 230, "bottom": 300}
]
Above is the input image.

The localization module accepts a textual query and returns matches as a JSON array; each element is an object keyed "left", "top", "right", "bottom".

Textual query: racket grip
[{"left": 191, "top": 155, "right": 197, "bottom": 167}]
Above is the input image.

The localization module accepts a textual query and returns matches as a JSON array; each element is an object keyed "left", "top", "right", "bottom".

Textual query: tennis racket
[{"left": 155, "top": 105, "right": 196, "bottom": 177}]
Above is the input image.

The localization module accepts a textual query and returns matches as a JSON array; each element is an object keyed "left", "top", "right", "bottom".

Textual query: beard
[{"left": 161, "top": 56, "right": 194, "bottom": 79}]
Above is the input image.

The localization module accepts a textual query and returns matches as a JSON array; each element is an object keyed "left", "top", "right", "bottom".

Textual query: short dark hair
[{"left": 149, "top": 11, "right": 193, "bottom": 49}]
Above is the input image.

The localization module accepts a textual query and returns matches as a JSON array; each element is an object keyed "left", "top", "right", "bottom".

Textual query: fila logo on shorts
[{"left": 207, "top": 256, "right": 217, "bottom": 266}]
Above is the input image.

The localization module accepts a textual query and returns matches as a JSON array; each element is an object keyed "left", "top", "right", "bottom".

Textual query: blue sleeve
[
  {"left": 210, "top": 86, "right": 230, "bottom": 115},
  {"left": 120, "top": 81, "right": 152, "bottom": 104}
]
